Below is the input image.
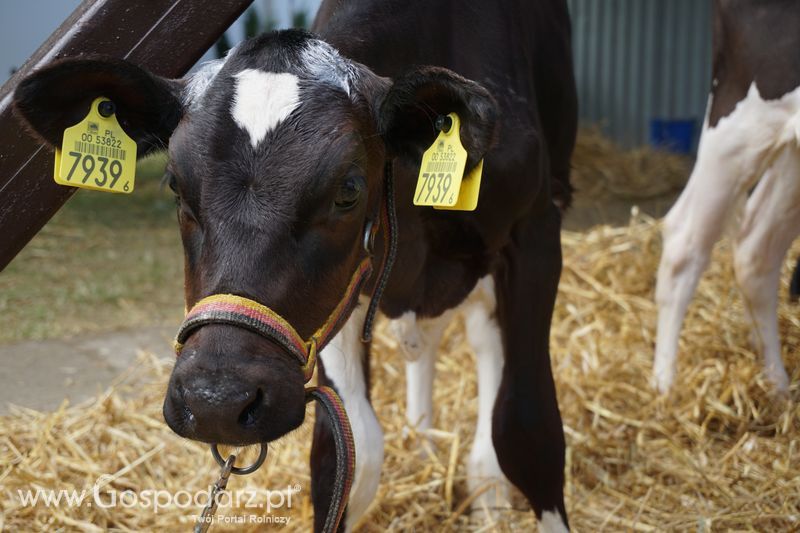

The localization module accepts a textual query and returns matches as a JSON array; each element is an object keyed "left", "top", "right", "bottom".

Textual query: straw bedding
[
  {"left": 2, "top": 210, "right": 797, "bottom": 532},
  {"left": 570, "top": 127, "right": 692, "bottom": 200}
]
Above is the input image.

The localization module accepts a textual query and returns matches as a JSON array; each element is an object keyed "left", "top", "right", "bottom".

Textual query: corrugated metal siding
[{"left": 568, "top": 0, "right": 713, "bottom": 149}]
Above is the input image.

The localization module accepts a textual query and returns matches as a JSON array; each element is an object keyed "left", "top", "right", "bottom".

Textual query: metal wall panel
[{"left": 568, "top": 0, "right": 712, "bottom": 149}]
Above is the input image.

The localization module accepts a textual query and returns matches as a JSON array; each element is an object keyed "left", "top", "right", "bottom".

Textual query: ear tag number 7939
[
  {"left": 413, "top": 112, "right": 469, "bottom": 208},
  {"left": 53, "top": 96, "right": 137, "bottom": 194}
]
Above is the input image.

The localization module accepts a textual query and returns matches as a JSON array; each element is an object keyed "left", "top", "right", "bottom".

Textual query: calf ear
[
  {"left": 377, "top": 66, "right": 499, "bottom": 168},
  {"left": 13, "top": 57, "right": 183, "bottom": 157}
]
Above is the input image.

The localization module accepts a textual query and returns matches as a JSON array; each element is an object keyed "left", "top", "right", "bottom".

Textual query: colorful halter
[
  {"left": 175, "top": 163, "right": 397, "bottom": 533},
  {"left": 174, "top": 257, "right": 373, "bottom": 382}
]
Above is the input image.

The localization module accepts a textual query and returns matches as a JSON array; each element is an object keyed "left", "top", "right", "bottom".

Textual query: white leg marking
[
  {"left": 539, "top": 509, "right": 569, "bottom": 533},
  {"left": 404, "top": 340, "right": 437, "bottom": 433},
  {"left": 389, "top": 311, "right": 424, "bottom": 362},
  {"left": 396, "top": 311, "right": 452, "bottom": 434},
  {"left": 734, "top": 148, "right": 800, "bottom": 391},
  {"left": 465, "top": 277, "right": 511, "bottom": 513},
  {"left": 231, "top": 69, "right": 300, "bottom": 147},
  {"left": 654, "top": 82, "right": 800, "bottom": 393},
  {"left": 319, "top": 298, "right": 382, "bottom": 531}
]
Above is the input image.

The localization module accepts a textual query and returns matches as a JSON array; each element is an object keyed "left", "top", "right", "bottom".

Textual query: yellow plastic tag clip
[
  {"left": 54, "top": 97, "right": 137, "bottom": 194},
  {"left": 413, "top": 112, "right": 468, "bottom": 208},
  {"left": 414, "top": 112, "right": 483, "bottom": 211}
]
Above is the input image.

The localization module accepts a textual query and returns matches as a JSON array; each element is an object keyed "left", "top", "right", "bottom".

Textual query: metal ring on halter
[
  {"left": 210, "top": 443, "right": 268, "bottom": 475},
  {"left": 363, "top": 220, "right": 375, "bottom": 253}
]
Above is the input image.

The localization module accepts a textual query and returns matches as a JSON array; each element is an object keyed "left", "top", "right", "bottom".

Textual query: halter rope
[
  {"left": 174, "top": 257, "right": 373, "bottom": 382},
  {"left": 175, "top": 162, "right": 397, "bottom": 533}
]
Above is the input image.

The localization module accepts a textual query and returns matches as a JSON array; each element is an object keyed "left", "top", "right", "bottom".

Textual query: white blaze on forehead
[{"left": 231, "top": 69, "right": 301, "bottom": 147}]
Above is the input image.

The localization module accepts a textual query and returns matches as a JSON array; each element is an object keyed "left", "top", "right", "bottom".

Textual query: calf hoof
[
  {"left": 651, "top": 359, "right": 676, "bottom": 394},
  {"left": 401, "top": 425, "right": 436, "bottom": 460},
  {"left": 764, "top": 364, "right": 790, "bottom": 393},
  {"left": 539, "top": 509, "right": 570, "bottom": 532},
  {"left": 467, "top": 448, "right": 511, "bottom": 518}
]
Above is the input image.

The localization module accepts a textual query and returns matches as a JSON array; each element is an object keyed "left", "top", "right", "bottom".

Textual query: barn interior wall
[{"left": 568, "top": 0, "right": 713, "bottom": 150}]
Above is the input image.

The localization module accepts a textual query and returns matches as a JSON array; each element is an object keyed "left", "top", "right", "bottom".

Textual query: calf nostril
[
  {"left": 174, "top": 383, "right": 195, "bottom": 424},
  {"left": 237, "top": 388, "right": 264, "bottom": 428}
]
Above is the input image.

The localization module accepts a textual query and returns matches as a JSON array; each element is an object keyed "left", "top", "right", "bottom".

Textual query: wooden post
[{"left": 0, "top": 0, "right": 254, "bottom": 270}]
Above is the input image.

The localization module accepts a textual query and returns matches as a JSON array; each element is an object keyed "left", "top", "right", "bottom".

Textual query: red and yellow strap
[
  {"left": 174, "top": 257, "right": 372, "bottom": 382},
  {"left": 306, "top": 386, "right": 356, "bottom": 532}
]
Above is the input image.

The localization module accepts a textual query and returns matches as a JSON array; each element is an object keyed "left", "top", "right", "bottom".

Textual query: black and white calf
[
  {"left": 14, "top": 0, "right": 577, "bottom": 530},
  {"left": 655, "top": 0, "right": 800, "bottom": 392}
]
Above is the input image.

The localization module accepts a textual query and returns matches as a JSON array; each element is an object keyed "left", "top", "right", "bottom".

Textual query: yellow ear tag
[
  {"left": 434, "top": 159, "right": 483, "bottom": 212},
  {"left": 53, "top": 96, "right": 137, "bottom": 194},
  {"left": 413, "top": 112, "right": 468, "bottom": 208}
]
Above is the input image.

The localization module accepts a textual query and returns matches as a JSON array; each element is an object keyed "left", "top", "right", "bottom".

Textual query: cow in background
[{"left": 654, "top": 0, "right": 800, "bottom": 392}]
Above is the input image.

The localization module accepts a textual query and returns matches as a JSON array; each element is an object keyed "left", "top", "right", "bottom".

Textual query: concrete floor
[{"left": 0, "top": 325, "right": 176, "bottom": 413}]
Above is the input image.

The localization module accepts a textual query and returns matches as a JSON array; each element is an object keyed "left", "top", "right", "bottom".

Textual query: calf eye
[
  {"left": 162, "top": 170, "right": 179, "bottom": 197},
  {"left": 335, "top": 176, "right": 363, "bottom": 210}
]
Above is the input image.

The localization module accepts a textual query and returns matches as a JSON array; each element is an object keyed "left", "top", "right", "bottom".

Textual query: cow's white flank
[
  {"left": 319, "top": 297, "right": 383, "bottom": 532},
  {"left": 654, "top": 82, "right": 800, "bottom": 392},
  {"left": 231, "top": 69, "right": 301, "bottom": 147}
]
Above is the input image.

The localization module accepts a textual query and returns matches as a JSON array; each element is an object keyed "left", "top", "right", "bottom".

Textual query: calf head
[{"left": 14, "top": 29, "right": 497, "bottom": 446}]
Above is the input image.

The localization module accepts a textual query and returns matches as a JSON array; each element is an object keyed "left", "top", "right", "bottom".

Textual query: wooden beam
[{"left": 0, "top": 0, "right": 254, "bottom": 270}]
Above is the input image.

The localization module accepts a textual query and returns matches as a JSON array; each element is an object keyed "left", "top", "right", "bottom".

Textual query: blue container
[{"left": 649, "top": 119, "right": 696, "bottom": 154}]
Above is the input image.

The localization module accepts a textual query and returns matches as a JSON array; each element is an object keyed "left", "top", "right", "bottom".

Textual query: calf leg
[
  {"left": 404, "top": 350, "right": 436, "bottom": 433},
  {"left": 654, "top": 112, "right": 774, "bottom": 392},
  {"left": 390, "top": 311, "right": 451, "bottom": 434},
  {"left": 464, "top": 277, "right": 511, "bottom": 513},
  {"left": 733, "top": 149, "right": 800, "bottom": 391},
  {"left": 312, "top": 299, "right": 383, "bottom": 532},
  {"left": 493, "top": 204, "right": 568, "bottom": 532}
]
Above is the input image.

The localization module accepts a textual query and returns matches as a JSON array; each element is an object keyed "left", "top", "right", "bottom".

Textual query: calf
[
  {"left": 654, "top": 0, "right": 800, "bottom": 393},
  {"left": 13, "top": 0, "right": 576, "bottom": 530}
]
